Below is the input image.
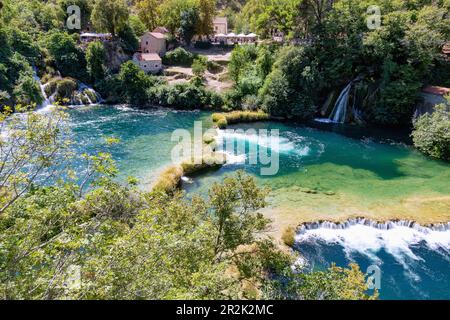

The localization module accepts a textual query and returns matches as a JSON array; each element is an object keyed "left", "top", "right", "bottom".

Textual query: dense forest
[{"left": 0, "top": 0, "right": 449, "bottom": 300}]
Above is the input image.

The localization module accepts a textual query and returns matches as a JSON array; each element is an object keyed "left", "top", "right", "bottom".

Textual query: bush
[
  {"left": 216, "top": 117, "right": 228, "bottom": 128},
  {"left": 412, "top": 103, "right": 450, "bottom": 161},
  {"left": 152, "top": 166, "right": 183, "bottom": 194},
  {"left": 181, "top": 154, "right": 224, "bottom": 176},
  {"left": 192, "top": 56, "right": 207, "bottom": 77},
  {"left": 42, "top": 31, "right": 87, "bottom": 80},
  {"left": 118, "top": 61, "right": 153, "bottom": 105},
  {"left": 281, "top": 226, "right": 296, "bottom": 247},
  {"left": 162, "top": 48, "right": 194, "bottom": 67},
  {"left": 212, "top": 111, "right": 270, "bottom": 128},
  {"left": 55, "top": 78, "right": 78, "bottom": 101},
  {"left": 206, "top": 60, "right": 223, "bottom": 74},
  {"left": 147, "top": 82, "right": 223, "bottom": 110}
]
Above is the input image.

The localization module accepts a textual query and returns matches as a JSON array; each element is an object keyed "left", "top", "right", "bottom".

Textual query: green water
[
  {"left": 67, "top": 105, "right": 212, "bottom": 189},
  {"left": 183, "top": 121, "right": 450, "bottom": 222},
  {"left": 65, "top": 105, "right": 450, "bottom": 300},
  {"left": 67, "top": 105, "right": 450, "bottom": 221}
]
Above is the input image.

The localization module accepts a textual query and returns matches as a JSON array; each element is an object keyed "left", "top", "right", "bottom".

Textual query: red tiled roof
[
  {"left": 422, "top": 85, "right": 450, "bottom": 96},
  {"left": 135, "top": 53, "right": 161, "bottom": 62},
  {"left": 149, "top": 32, "right": 165, "bottom": 39},
  {"left": 153, "top": 27, "right": 169, "bottom": 34}
]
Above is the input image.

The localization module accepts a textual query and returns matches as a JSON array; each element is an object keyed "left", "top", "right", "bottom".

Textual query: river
[{"left": 61, "top": 104, "right": 450, "bottom": 299}]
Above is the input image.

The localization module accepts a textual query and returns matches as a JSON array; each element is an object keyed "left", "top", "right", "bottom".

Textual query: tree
[
  {"left": 0, "top": 107, "right": 71, "bottom": 214},
  {"left": 197, "top": 0, "right": 216, "bottom": 36},
  {"left": 91, "top": 0, "right": 129, "bottom": 36},
  {"left": 58, "top": 0, "right": 92, "bottom": 31},
  {"left": 117, "top": 61, "right": 152, "bottom": 105},
  {"left": 86, "top": 41, "right": 107, "bottom": 83},
  {"left": 129, "top": 15, "right": 146, "bottom": 37},
  {"left": 118, "top": 23, "right": 139, "bottom": 52},
  {"left": 42, "top": 31, "right": 87, "bottom": 80},
  {"left": 136, "top": 0, "right": 161, "bottom": 31},
  {"left": 159, "top": 0, "right": 198, "bottom": 34},
  {"left": 179, "top": 7, "right": 200, "bottom": 46},
  {"left": 209, "top": 170, "right": 269, "bottom": 256},
  {"left": 412, "top": 100, "right": 450, "bottom": 162},
  {"left": 12, "top": 74, "right": 43, "bottom": 106}
]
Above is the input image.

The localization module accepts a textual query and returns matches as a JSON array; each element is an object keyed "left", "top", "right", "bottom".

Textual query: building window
[
  {"left": 155, "top": 64, "right": 158, "bottom": 67},
  {"left": 144, "top": 65, "right": 147, "bottom": 68},
  {"left": 146, "top": 41, "right": 148, "bottom": 45}
]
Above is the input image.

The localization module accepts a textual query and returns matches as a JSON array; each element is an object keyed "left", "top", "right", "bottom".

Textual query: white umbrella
[
  {"left": 246, "top": 33, "right": 257, "bottom": 38},
  {"left": 237, "top": 33, "right": 246, "bottom": 37},
  {"left": 227, "top": 32, "right": 236, "bottom": 37},
  {"left": 216, "top": 33, "right": 226, "bottom": 37}
]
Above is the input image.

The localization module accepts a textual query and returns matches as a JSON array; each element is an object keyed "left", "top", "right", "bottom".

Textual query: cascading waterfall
[
  {"left": 32, "top": 67, "right": 102, "bottom": 109},
  {"left": 32, "top": 68, "right": 55, "bottom": 111},
  {"left": 75, "top": 82, "right": 103, "bottom": 105},
  {"left": 294, "top": 217, "right": 450, "bottom": 300},
  {"left": 297, "top": 218, "right": 450, "bottom": 233},
  {"left": 328, "top": 82, "right": 352, "bottom": 123}
]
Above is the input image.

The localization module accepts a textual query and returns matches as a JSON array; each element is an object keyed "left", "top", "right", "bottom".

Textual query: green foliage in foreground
[
  {"left": 412, "top": 99, "right": 450, "bottom": 162},
  {"left": 0, "top": 108, "right": 376, "bottom": 300}
]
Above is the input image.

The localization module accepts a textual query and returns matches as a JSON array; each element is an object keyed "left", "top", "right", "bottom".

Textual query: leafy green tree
[
  {"left": 118, "top": 61, "right": 152, "bottom": 105},
  {"left": 197, "top": 0, "right": 216, "bottom": 36},
  {"left": 179, "top": 7, "right": 200, "bottom": 46},
  {"left": 58, "top": 0, "right": 92, "bottom": 31},
  {"left": 42, "top": 31, "right": 87, "bottom": 80},
  {"left": 12, "top": 74, "right": 43, "bottom": 106},
  {"left": 412, "top": 100, "right": 450, "bottom": 161},
  {"left": 86, "top": 41, "right": 107, "bottom": 83},
  {"left": 118, "top": 23, "right": 139, "bottom": 52},
  {"left": 136, "top": 0, "right": 161, "bottom": 31},
  {"left": 91, "top": 0, "right": 129, "bottom": 36},
  {"left": 160, "top": 0, "right": 198, "bottom": 34},
  {"left": 129, "top": 15, "right": 147, "bottom": 37},
  {"left": 209, "top": 171, "right": 269, "bottom": 256}
]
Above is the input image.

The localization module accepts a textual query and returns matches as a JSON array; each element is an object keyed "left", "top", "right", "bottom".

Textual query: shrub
[
  {"left": 181, "top": 154, "right": 224, "bottom": 176},
  {"left": 147, "top": 82, "right": 223, "bottom": 109},
  {"left": 216, "top": 117, "right": 228, "bottom": 128},
  {"left": 55, "top": 78, "right": 78, "bottom": 101},
  {"left": 162, "top": 48, "right": 194, "bottom": 67},
  {"left": 212, "top": 111, "right": 270, "bottom": 128},
  {"left": 192, "top": 56, "right": 208, "bottom": 77},
  {"left": 152, "top": 166, "right": 184, "bottom": 194},
  {"left": 206, "top": 60, "right": 223, "bottom": 74},
  {"left": 281, "top": 226, "right": 296, "bottom": 247},
  {"left": 412, "top": 102, "right": 450, "bottom": 161},
  {"left": 42, "top": 31, "right": 87, "bottom": 80}
]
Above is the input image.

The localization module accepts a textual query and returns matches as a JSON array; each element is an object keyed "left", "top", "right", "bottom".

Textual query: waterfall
[
  {"left": 32, "top": 68, "right": 55, "bottom": 112},
  {"left": 32, "top": 67, "right": 103, "bottom": 109},
  {"left": 328, "top": 82, "right": 352, "bottom": 123},
  {"left": 75, "top": 82, "right": 103, "bottom": 106},
  {"left": 296, "top": 218, "right": 450, "bottom": 233}
]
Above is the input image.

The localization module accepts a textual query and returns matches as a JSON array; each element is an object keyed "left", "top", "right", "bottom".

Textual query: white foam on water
[
  {"left": 295, "top": 220, "right": 450, "bottom": 280},
  {"left": 216, "top": 129, "right": 314, "bottom": 158},
  {"left": 181, "top": 176, "right": 192, "bottom": 183},
  {"left": 222, "top": 151, "right": 247, "bottom": 165}
]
